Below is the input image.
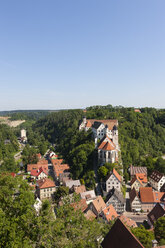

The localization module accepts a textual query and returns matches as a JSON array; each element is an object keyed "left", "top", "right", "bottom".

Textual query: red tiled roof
[
  {"left": 113, "top": 168, "right": 121, "bottom": 182},
  {"left": 153, "top": 192, "right": 165, "bottom": 203},
  {"left": 71, "top": 199, "right": 88, "bottom": 212},
  {"left": 92, "top": 196, "right": 106, "bottom": 214},
  {"left": 37, "top": 178, "right": 55, "bottom": 189},
  {"left": 84, "top": 209, "right": 96, "bottom": 220},
  {"left": 30, "top": 167, "right": 48, "bottom": 177},
  {"left": 73, "top": 185, "right": 86, "bottom": 194},
  {"left": 119, "top": 215, "right": 137, "bottom": 228},
  {"left": 84, "top": 119, "right": 118, "bottom": 130},
  {"left": 53, "top": 163, "right": 70, "bottom": 177},
  {"left": 102, "top": 205, "right": 118, "bottom": 222},
  {"left": 131, "top": 173, "right": 147, "bottom": 186},
  {"left": 98, "top": 136, "right": 116, "bottom": 151},
  {"left": 27, "top": 163, "right": 48, "bottom": 172},
  {"left": 140, "top": 187, "right": 154, "bottom": 203}
]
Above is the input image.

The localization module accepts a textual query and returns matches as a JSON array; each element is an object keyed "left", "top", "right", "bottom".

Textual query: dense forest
[{"left": 31, "top": 106, "right": 165, "bottom": 182}]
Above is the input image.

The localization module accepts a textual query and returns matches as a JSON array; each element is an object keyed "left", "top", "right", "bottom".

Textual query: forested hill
[{"left": 33, "top": 106, "right": 165, "bottom": 179}]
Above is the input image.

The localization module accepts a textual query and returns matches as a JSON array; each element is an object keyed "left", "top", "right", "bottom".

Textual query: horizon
[{"left": 0, "top": 0, "right": 165, "bottom": 110}]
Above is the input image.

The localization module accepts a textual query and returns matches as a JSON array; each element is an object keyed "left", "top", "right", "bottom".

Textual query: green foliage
[
  {"left": 0, "top": 174, "right": 109, "bottom": 247},
  {"left": 154, "top": 217, "right": 165, "bottom": 243},
  {"left": 0, "top": 124, "right": 19, "bottom": 160},
  {"left": 22, "top": 144, "right": 38, "bottom": 168},
  {"left": 0, "top": 155, "right": 18, "bottom": 172},
  {"left": 98, "top": 166, "right": 108, "bottom": 181},
  {"left": 54, "top": 186, "right": 69, "bottom": 203},
  {"left": 131, "top": 225, "right": 154, "bottom": 248}
]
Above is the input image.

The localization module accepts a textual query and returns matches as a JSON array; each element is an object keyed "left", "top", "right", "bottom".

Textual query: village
[{"left": 14, "top": 116, "right": 165, "bottom": 248}]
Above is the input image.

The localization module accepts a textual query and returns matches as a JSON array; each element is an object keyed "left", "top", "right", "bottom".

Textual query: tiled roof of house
[
  {"left": 150, "top": 170, "right": 164, "bottom": 183},
  {"left": 101, "top": 218, "right": 144, "bottom": 248},
  {"left": 139, "top": 187, "right": 154, "bottom": 203},
  {"left": 71, "top": 199, "right": 88, "bottom": 213},
  {"left": 85, "top": 119, "right": 118, "bottom": 130},
  {"left": 129, "top": 188, "right": 140, "bottom": 203},
  {"left": 37, "top": 159, "right": 48, "bottom": 165},
  {"left": 53, "top": 163, "right": 70, "bottom": 177},
  {"left": 84, "top": 209, "right": 96, "bottom": 220},
  {"left": 119, "top": 215, "right": 137, "bottom": 228},
  {"left": 37, "top": 178, "right": 55, "bottom": 189},
  {"left": 153, "top": 192, "right": 165, "bottom": 203},
  {"left": 72, "top": 185, "right": 86, "bottom": 194},
  {"left": 31, "top": 167, "right": 48, "bottom": 177},
  {"left": 51, "top": 158, "right": 63, "bottom": 165},
  {"left": 98, "top": 136, "right": 116, "bottom": 151},
  {"left": 27, "top": 164, "right": 48, "bottom": 172},
  {"left": 101, "top": 204, "right": 118, "bottom": 222},
  {"left": 113, "top": 168, "right": 121, "bottom": 182},
  {"left": 147, "top": 203, "right": 165, "bottom": 226},
  {"left": 92, "top": 196, "right": 106, "bottom": 214},
  {"left": 131, "top": 173, "right": 147, "bottom": 186},
  {"left": 130, "top": 165, "right": 147, "bottom": 177}
]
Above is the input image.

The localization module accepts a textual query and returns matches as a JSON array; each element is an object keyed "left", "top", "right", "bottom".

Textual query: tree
[
  {"left": 131, "top": 225, "right": 154, "bottom": 248},
  {"left": 154, "top": 217, "right": 165, "bottom": 243},
  {"left": 98, "top": 166, "right": 108, "bottom": 181}
]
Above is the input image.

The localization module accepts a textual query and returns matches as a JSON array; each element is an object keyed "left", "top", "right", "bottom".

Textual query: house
[
  {"left": 79, "top": 117, "right": 118, "bottom": 148},
  {"left": 119, "top": 215, "right": 137, "bottom": 228},
  {"left": 129, "top": 165, "right": 147, "bottom": 180},
  {"left": 98, "top": 136, "right": 118, "bottom": 165},
  {"left": 53, "top": 162, "right": 70, "bottom": 181},
  {"left": 36, "top": 178, "right": 56, "bottom": 200},
  {"left": 84, "top": 209, "right": 96, "bottom": 220},
  {"left": 105, "top": 168, "right": 121, "bottom": 192},
  {"left": 64, "top": 180, "right": 81, "bottom": 189},
  {"left": 80, "top": 190, "right": 96, "bottom": 204},
  {"left": 147, "top": 203, "right": 165, "bottom": 227},
  {"left": 139, "top": 187, "right": 154, "bottom": 212},
  {"left": 100, "top": 204, "right": 118, "bottom": 223},
  {"left": 27, "top": 163, "right": 48, "bottom": 173},
  {"left": 71, "top": 199, "right": 88, "bottom": 213},
  {"left": 130, "top": 173, "right": 148, "bottom": 191},
  {"left": 71, "top": 185, "right": 86, "bottom": 194},
  {"left": 129, "top": 188, "right": 141, "bottom": 212},
  {"left": 101, "top": 218, "right": 144, "bottom": 248},
  {"left": 106, "top": 188, "right": 126, "bottom": 214},
  {"left": 149, "top": 170, "right": 165, "bottom": 191},
  {"left": 30, "top": 167, "right": 48, "bottom": 180},
  {"left": 89, "top": 196, "right": 106, "bottom": 217}
]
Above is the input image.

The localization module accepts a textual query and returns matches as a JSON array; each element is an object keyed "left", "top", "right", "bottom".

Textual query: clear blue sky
[{"left": 0, "top": 0, "right": 165, "bottom": 110}]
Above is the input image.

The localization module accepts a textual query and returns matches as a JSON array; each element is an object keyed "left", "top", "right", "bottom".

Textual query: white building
[
  {"left": 149, "top": 171, "right": 165, "bottom": 191},
  {"left": 106, "top": 168, "right": 122, "bottom": 192}
]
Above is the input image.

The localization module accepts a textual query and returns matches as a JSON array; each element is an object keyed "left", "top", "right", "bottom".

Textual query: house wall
[
  {"left": 39, "top": 187, "right": 56, "bottom": 200},
  {"left": 130, "top": 196, "right": 141, "bottom": 212},
  {"left": 141, "top": 203, "right": 154, "bottom": 213},
  {"left": 131, "top": 181, "right": 141, "bottom": 192},
  {"left": 106, "top": 174, "right": 121, "bottom": 192},
  {"left": 106, "top": 195, "right": 125, "bottom": 214}
]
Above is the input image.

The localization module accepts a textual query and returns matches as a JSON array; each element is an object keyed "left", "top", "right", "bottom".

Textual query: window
[{"left": 50, "top": 188, "right": 52, "bottom": 191}]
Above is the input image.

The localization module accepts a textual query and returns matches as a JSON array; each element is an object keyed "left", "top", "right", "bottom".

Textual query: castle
[{"left": 79, "top": 117, "right": 119, "bottom": 165}]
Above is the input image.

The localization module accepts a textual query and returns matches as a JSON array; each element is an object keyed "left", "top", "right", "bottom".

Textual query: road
[{"left": 123, "top": 211, "right": 148, "bottom": 225}]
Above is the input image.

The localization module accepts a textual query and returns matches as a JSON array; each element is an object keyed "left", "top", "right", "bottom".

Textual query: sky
[{"left": 0, "top": 0, "right": 165, "bottom": 110}]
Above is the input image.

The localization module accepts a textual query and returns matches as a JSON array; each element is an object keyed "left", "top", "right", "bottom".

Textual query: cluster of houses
[{"left": 129, "top": 165, "right": 165, "bottom": 213}]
